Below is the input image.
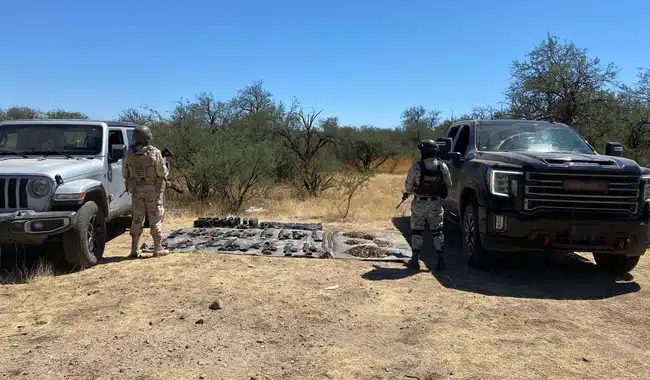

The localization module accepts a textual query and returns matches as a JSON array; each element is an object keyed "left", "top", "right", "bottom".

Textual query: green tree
[
  {"left": 505, "top": 34, "right": 619, "bottom": 133},
  {"left": 45, "top": 109, "right": 89, "bottom": 119},
  {"left": 277, "top": 103, "right": 338, "bottom": 197},
  {"left": 0, "top": 106, "right": 42, "bottom": 120}
]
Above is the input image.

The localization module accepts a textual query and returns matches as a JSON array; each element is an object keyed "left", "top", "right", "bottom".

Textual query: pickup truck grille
[
  {"left": 524, "top": 172, "right": 640, "bottom": 214},
  {"left": 0, "top": 177, "right": 29, "bottom": 209}
]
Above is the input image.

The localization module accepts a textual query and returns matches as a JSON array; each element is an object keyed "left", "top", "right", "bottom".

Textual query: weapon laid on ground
[{"left": 396, "top": 193, "right": 410, "bottom": 209}]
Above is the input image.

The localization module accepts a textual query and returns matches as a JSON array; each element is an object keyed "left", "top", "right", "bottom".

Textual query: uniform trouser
[
  {"left": 130, "top": 186, "right": 165, "bottom": 242},
  {"left": 410, "top": 197, "right": 444, "bottom": 253}
]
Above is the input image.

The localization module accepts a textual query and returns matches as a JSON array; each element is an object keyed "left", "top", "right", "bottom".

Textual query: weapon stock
[
  {"left": 161, "top": 147, "right": 173, "bottom": 158},
  {"left": 160, "top": 148, "right": 185, "bottom": 194},
  {"left": 167, "top": 181, "right": 184, "bottom": 194}
]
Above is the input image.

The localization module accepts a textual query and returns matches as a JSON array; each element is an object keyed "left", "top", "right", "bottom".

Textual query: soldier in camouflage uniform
[
  {"left": 402, "top": 140, "right": 452, "bottom": 270},
  {"left": 122, "top": 125, "right": 170, "bottom": 258}
]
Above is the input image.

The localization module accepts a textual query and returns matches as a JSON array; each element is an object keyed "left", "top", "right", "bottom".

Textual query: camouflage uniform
[
  {"left": 403, "top": 140, "right": 452, "bottom": 270},
  {"left": 122, "top": 126, "right": 169, "bottom": 258}
]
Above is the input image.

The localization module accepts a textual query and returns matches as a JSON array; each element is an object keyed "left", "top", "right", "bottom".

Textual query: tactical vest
[
  {"left": 127, "top": 145, "right": 164, "bottom": 190},
  {"left": 414, "top": 159, "right": 447, "bottom": 198}
]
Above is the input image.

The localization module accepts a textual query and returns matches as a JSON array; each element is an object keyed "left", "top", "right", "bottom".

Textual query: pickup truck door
[
  {"left": 442, "top": 124, "right": 471, "bottom": 217},
  {"left": 107, "top": 127, "right": 130, "bottom": 218}
]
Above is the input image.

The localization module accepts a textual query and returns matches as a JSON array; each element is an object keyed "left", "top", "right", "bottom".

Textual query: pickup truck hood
[
  {"left": 475, "top": 151, "right": 643, "bottom": 173},
  {"left": 0, "top": 157, "right": 104, "bottom": 179}
]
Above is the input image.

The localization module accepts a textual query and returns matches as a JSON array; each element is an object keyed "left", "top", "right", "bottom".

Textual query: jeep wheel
[
  {"left": 462, "top": 201, "right": 488, "bottom": 268},
  {"left": 62, "top": 201, "right": 106, "bottom": 269},
  {"left": 592, "top": 253, "right": 640, "bottom": 276}
]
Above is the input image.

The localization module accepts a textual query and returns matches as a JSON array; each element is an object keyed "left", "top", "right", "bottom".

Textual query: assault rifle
[
  {"left": 396, "top": 192, "right": 410, "bottom": 209},
  {"left": 161, "top": 147, "right": 184, "bottom": 194}
]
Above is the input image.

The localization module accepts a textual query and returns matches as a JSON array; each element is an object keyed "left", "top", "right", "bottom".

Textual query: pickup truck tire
[
  {"left": 462, "top": 201, "right": 489, "bottom": 269},
  {"left": 592, "top": 253, "right": 640, "bottom": 275},
  {"left": 62, "top": 201, "right": 106, "bottom": 269}
]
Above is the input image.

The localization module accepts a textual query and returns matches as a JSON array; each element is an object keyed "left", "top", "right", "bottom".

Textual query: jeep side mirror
[
  {"left": 605, "top": 142, "right": 623, "bottom": 157},
  {"left": 111, "top": 144, "right": 125, "bottom": 161}
]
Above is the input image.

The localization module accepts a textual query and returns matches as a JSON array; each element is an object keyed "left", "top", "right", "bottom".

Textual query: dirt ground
[
  {"left": 1, "top": 214, "right": 649, "bottom": 380},
  {"left": 1, "top": 173, "right": 649, "bottom": 379}
]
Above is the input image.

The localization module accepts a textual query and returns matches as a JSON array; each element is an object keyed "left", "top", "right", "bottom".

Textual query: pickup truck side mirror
[
  {"left": 447, "top": 152, "right": 462, "bottom": 163},
  {"left": 435, "top": 137, "right": 453, "bottom": 159},
  {"left": 111, "top": 144, "right": 126, "bottom": 162},
  {"left": 605, "top": 142, "right": 623, "bottom": 157}
]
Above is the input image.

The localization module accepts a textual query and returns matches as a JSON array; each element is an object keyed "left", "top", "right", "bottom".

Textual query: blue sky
[{"left": 1, "top": 0, "right": 648, "bottom": 128}]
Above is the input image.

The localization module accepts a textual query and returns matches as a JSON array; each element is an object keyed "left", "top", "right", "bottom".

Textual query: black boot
[
  {"left": 407, "top": 250, "right": 420, "bottom": 270},
  {"left": 436, "top": 250, "right": 446, "bottom": 270}
]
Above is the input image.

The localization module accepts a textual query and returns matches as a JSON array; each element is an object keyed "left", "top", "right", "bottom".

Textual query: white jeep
[{"left": 0, "top": 119, "right": 135, "bottom": 268}]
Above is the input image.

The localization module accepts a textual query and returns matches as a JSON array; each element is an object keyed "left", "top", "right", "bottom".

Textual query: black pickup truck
[{"left": 436, "top": 119, "right": 650, "bottom": 275}]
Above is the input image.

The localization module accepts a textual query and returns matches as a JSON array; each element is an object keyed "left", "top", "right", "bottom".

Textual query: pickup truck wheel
[
  {"left": 592, "top": 253, "right": 640, "bottom": 275},
  {"left": 462, "top": 201, "right": 488, "bottom": 268},
  {"left": 62, "top": 201, "right": 106, "bottom": 269}
]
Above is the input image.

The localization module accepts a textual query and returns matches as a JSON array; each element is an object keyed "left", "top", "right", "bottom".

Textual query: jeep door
[
  {"left": 107, "top": 127, "right": 130, "bottom": 218},
  {"left": 443, "top": 124, "right": 472, "bottom": 217}
]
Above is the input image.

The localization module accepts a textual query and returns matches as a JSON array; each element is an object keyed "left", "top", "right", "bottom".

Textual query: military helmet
[
  {"left": 418, "top": 139, "right": 439, "bottom": 159},
  {"left": 132, "top": 125, "right": 152, "bottom": 145}
]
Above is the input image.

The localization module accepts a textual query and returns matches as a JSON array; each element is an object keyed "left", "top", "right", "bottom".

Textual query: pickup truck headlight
[
  {"left": 30, "top": 178, "right": 51, "bottom": 197},
  {"left": 487, "top": 168, "right": 523, "bottom": 197},
  {"left": 642, "top": 175, "right": 650, "bottom": 201}
]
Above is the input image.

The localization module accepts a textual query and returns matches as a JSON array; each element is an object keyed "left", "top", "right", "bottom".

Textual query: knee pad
[{"left": 411, "top": 232, "right": 424, "bottom": 249}]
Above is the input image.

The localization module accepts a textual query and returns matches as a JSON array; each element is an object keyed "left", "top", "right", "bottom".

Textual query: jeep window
[
  {"left": 477, "top": 123, "right": 594, "bottom": 154},
  {"left": 0, "top": 124, "right": 103, "bottom": 156},
  {"left": 108, "top": 129, "right": 125, "bottom": 160},
  {"left": 126, "top": 129, "right": 134, "bottom": 145}
]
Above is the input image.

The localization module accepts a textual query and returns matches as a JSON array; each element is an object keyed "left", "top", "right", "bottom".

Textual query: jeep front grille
[
  {"left": 524, "top": 172, "right": 640, "bottom": 214},
  {"left": 0, "top": 177, "right": 29, "bottom": 209}
]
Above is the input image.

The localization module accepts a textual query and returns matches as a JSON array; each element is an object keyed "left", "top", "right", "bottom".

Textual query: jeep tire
[
  {"left": 592, "top": 253, "right": 640, "bottom": 276},
  {"left": 62, "top": 201, "right": 106, "bottom": 269},
  {"left": 462, "top": 200, "right": 489, "bottom": 269}
]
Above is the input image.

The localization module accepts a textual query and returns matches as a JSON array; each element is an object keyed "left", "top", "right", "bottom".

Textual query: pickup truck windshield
[
  {"left": 0, "top": 123, "right": 103, "bottom": 156},
  {"left": 477, "top": 123, "right": 594, "bottom": 154}
]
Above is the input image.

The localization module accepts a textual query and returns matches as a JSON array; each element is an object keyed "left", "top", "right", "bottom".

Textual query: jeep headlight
[
  {"left": 642, "top": 175, "right": 650, "bottom": 202},
  {"left": 30, "top": 178, "right": 51, "bottom": 197},
  {"left": 487, "top": 168, "right": 523, "bottom": 197}
]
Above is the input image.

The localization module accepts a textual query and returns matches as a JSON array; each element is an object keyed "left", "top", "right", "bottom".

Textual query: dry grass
[
  {"left": 1, "top": 170, "right": 649, "bottom": 379},
  {"left": 0, "top": 258, "right": 56, "bottom": 285}
]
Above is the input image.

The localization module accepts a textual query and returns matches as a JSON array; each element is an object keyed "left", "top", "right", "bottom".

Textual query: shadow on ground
[
  {"left": 361, "top": 216, "right": 640, "bottom": 300},
  {"left": 0, "top": 218, "right": 130, "bottom": 284}
]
